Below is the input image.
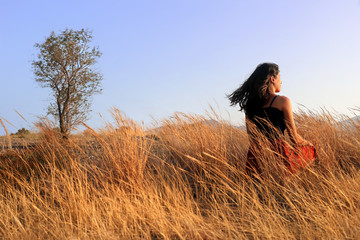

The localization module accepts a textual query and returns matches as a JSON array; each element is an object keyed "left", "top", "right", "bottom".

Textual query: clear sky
[{"left": 1, "top": 0, "right": 360, "bottom": 134}]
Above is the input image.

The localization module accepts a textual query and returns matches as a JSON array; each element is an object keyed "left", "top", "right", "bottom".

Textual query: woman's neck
[{"left": 268, "top": 85, "right": 276, "bottom": 95}]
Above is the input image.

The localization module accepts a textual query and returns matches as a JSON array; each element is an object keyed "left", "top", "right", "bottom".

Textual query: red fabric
[{"left": 246, "top": 139, "right": 317, "bottom": 175}]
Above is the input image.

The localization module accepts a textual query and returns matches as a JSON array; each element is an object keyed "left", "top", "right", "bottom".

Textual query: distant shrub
[
  {"left": 145, "top": 133, "right": 161, "bottom": 141},
  {"left": 13, "top": 128, "right": 30, "bottom": 138}
]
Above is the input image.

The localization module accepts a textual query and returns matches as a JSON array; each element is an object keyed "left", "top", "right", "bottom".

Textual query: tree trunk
[
  {"left": 59, "top": 115, "right": 69, "bottom": 139},
  {"left": 58, "top": 100, "right": 68, "bottom": 139}
]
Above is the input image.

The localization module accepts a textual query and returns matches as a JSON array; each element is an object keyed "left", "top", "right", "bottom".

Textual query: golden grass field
[{"left": 0, "top": 108, "right": 359, "bottom": 239}]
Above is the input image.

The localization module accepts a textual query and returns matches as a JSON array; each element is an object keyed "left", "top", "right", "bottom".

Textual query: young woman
[{"left": 228, "top": 63, "right": 316, "bottom": 176}]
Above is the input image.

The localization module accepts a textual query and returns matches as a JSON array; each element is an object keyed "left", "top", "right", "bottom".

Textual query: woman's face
[{"left": 274, "top": 73, "right": 282, "bottom": 92}]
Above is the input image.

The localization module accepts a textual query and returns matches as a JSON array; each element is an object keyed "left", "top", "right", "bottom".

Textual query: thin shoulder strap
[{"left": 269, "top": 95, "right": 278, "bottom": 107}]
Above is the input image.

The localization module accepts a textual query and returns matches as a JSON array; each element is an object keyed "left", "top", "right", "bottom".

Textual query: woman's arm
[{"left": 281, "top": 96, "right": 311, "bottom": 146}]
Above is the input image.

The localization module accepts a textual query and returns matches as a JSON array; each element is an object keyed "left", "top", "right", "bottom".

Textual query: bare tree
[{"left": 32, "top": 29, "right": 103, "bottom": 138}]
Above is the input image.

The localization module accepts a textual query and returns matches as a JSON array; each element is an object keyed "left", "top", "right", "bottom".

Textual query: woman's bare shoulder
[
  {"left": 277, "top": 95, "right": 292, "bottom": 110},
  {"left": 277, "top": 95, "right": 290, "bottom": 101}
]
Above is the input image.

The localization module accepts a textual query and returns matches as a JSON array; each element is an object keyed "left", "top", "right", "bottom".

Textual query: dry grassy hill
[{"left": 0, "top": 109, "right": 359, "bottom": 239}]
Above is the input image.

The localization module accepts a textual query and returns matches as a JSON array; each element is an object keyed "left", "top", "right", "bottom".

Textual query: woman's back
[{"left": 248, "top": 95, "right": 287, "bottom": 140}]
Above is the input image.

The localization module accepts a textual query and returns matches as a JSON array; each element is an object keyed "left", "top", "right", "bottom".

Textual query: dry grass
[{"left": 0, "top": 108, "right": 360, "bottom": 239}]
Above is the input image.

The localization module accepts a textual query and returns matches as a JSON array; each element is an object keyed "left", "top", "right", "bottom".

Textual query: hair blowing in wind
[{"left": 228, "top": 63, "right": 279, "bottom": 118}]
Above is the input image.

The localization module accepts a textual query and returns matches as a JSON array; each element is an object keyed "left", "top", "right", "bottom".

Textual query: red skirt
[{"left": 246, "top": 139, "right": 317, "bottom": 175}]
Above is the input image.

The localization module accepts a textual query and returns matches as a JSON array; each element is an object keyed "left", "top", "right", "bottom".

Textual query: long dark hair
[{"left": 228, "top": 63, "right": 279, "bottom": 118}]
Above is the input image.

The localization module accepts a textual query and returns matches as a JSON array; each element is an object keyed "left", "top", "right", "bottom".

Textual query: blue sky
[{"left": 1, "top": 0, "right": 360, "bottom": 134}]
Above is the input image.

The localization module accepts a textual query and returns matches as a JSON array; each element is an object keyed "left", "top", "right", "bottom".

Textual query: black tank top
[{"left": 249, "top": 95, "right": 287, "bottom": 139}]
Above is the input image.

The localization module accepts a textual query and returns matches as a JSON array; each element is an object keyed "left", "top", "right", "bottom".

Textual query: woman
[{"left": 228, "top": 63, "right": 316, "bottom": 176}]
